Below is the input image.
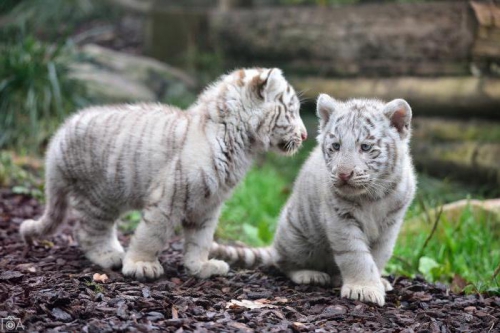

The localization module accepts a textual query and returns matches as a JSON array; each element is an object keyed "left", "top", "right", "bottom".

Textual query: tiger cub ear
[
  {"left": 316, "top": 94, "right": 338, "bottom": 129},
  {"left": 383, "top": 99, "right": 412, "bottom": 139},
  {"left": 254, "top": 68, "right": 284, "bottom": 100}
]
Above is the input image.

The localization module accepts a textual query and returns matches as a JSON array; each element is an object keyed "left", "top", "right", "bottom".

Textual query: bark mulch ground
[{"left": 1, "top": 189, "right": 499, "bottom": 332}]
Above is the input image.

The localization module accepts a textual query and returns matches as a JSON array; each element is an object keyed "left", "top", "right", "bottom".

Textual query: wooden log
[
  {"left": 411, "top": 117, "right": 500, "bottom": 187},
  {"left": 411, "top": 141, "right": 500, "bottom": 187},
  {"left": 412, "top": 118, "right": 500, "bottom": 143},
  {"left": 218, "top": 0, "right": 253, "bottom": 10},
  {"left": 292, "top": 76, "right": 500, "bottom": 119},
  {"left": 145, "top": 5, "right": 210, "bottom": 67},
  {"left": 105, "top": 0, "right": 153, "bottom": 13},
  {"left": 210, "top": 2, "right": 475, "bottom": 77}
]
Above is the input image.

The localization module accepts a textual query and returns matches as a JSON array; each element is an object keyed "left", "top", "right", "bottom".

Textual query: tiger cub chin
[
  {"left": 211, "top": 94, "right": 416, "bottom": 306},
  {"left": 20, "top": 68, "right": 307, "bottom": 281}
]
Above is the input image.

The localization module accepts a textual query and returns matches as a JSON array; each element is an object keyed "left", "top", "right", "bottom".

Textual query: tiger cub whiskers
[
  {"left": 20, "top": 68, "right": 307, "bottom": 281},
  {"left": 210, "top": 94, "right": 416, "bottom": 306}
]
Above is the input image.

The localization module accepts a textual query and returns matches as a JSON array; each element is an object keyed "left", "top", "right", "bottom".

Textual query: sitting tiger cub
[
  {"left": 211, "top": 94, "right": 416, "bottom": 306},
  {"left": 20, "top": 68, "right": 307, "bottom": 281}
]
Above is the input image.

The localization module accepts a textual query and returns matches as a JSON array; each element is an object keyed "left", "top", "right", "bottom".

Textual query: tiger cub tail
[
  {"left": 209, "top": 242, "right": 276, "bottom": 268},
  {"left": 20, "top": 187, "right": 69, "bottom": 244},
  {"left": 20, "top": 138, "right": 69, "bottom": 244}
]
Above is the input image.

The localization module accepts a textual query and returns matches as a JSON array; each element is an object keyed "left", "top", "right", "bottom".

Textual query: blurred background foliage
[
  {"left": 0, "top": 0, "right": 118, "bottom": 38},
  {"left": 0, "top": 0, "right": 103, "bottom": 153},
  {"left": 0, "top": 0, "right": 499, "bottom": 294},
  {"left": 0, "top": 37, "right": 86, "bottom": 152}
]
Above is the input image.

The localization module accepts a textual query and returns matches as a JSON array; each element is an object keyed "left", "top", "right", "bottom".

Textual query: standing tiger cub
[
  {"left": 211, "top": 94, "right": 416, "bottom": 306},
  {"left": 20, "top": 68, "right": 307, "bottom": 281}
]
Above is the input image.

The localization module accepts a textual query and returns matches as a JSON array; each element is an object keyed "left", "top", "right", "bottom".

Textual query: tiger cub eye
[{"left": 360, "top": 144, "right": 372, "bottom": 152}]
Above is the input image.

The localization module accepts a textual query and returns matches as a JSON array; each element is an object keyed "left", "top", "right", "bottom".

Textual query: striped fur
[
  {"left": 20, "top": 68, "right": 307, "bottom": 281},
  {"left": 210, "top": 243, "right": 276, "bottom": 267},
  {"left": 210, "top": 95, "right": 416, "bottom": 306}
]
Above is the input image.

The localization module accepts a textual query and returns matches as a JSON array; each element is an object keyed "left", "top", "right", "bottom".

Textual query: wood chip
[{"left": 92, "top": 273, "right": 109, "bottom": 283}]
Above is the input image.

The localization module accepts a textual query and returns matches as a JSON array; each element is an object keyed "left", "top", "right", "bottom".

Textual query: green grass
[
  {"left": 400, "top": 174, "right": 499, "bottom": 294},
  {"left": 389, "top": 201, "right": 500, "bottom": 294},
  {"left": 0, "top": 151, "right": 44, "bottom": 200},
  {"left": 217, "top": 164, "right": 291, "bottom": 246}
]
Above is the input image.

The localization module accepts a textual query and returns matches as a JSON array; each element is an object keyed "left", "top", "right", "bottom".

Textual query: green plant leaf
[{"left": 418, "top": 256, "right": 440, "bottom": 281}]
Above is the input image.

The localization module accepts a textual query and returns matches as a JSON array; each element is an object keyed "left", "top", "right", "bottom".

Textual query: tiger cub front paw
[
  {"left": 122, "top": 257, "right": 164, "bottom": 281},
  {"left": 187, "top": 259, "right": 229, "bottom": 279},
  {"left": 381, "top": 277, "right": 393, "bottom": 292},
  {"left": 341, "top": 281, "right": 386, "bottom": 306}
]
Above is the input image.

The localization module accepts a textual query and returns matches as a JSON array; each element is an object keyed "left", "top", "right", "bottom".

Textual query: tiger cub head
[
  {"left": 316, "top": 94, "right": 412, "bottom": 199},
  {"left": 228, "top": 68, "right": 307, "bottom": 155}
]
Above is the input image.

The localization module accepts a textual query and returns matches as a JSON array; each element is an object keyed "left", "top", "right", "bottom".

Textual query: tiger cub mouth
[{"left": 277, "top": 139, "right": 301, "bottom": 155}]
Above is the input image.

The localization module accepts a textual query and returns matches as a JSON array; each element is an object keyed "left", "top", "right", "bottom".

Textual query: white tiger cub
[
  {"left": 211, "top": 94, "right": 416, "bottom": 306},
  {"left": 20, "top": 68, "right": 307, "bottom": 281}
]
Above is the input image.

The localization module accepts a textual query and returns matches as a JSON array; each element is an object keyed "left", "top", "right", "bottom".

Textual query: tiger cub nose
[
  {"left": 338, "top": 171, "right": 354, "bottom": 182},
  {"left": 301, "top": 131, "right": 308, "bottom": 141}
]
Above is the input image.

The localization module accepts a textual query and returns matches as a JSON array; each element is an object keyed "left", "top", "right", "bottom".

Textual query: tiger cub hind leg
[
  {"left": 288, "top": 270, "right": 332, "bottom": 286},
  {"left": 122, "top": 256, "right": 164, "bottom": 281},
  {"left": 121, "top": 204, "right": 172, "bottom": 281},
  {"left": 182, "top": 213, "right": 229, "bottom": 279},
  {"left": 75, "top": 215, "right": 125, "bottom": 270},
  {"left": 75, "top": 203, "right": 125, "bottom": 268}
]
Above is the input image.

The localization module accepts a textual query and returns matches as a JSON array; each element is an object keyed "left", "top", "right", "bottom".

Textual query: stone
[{"left": 69, "top": 44, "right": 196, "bottom": 104}]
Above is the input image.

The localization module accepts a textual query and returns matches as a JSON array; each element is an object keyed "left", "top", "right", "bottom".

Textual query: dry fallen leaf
[
  {"left": 16, "top": 263, "right": 36, "bottom": 273},
  {"left": 274, "top": 297, "right": 288, "bottom": 303},
  {"left": 410, "top": 291, "right": 433, "bottom": 302},
  {"left": 40, "top": 240, "right": 54, "bottom": 248},
  {"left": 292, "top": 322, "right": 307, "bottom": 331},
  {"left": 226, "top": 299, "right": 276, "bottom": 310},
  {"left": 60, "top": 234, "right": 78, "bottom": 247},
  {"left": 93, "top": 273, "right": 109, "bottom": 283},
  {"left": 171, "top": 306, "right": 179, "bottom": 319},
  {"left": 171, "top": 277, "right": 182, "bottom": 285},
  {"left": 451, "top": 274, "right": 468, "bottom": 294}
]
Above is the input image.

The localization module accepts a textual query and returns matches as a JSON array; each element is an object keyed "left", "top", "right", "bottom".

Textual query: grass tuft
[
  {"left": 0, "top": 37, "right": 87, "bottom": 153},
  {"left": 390, "top": 200, "right": 500, "bottom": 294}
]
